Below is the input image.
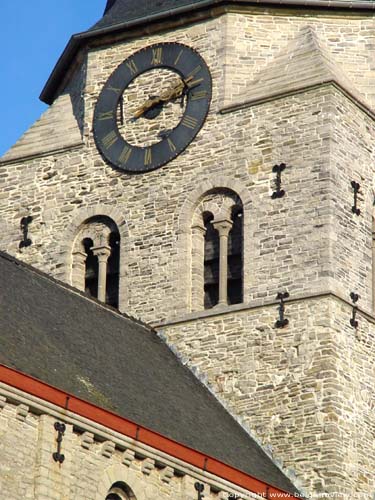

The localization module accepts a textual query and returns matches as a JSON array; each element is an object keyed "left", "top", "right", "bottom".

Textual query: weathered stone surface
[{"left": 0, "top": 6, "right": 374, "bottom": 499}]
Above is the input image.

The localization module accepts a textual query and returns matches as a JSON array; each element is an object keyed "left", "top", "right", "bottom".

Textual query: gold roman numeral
[
  {"left": 144, "top": 148, "right": 152, "bottom": 166},
  {"left": 119, "top": 145, "right": 132, "bottom": 164},
  {"left": 167, "top": 138, "right": 176, "bottom": 152},
  {"left": 126, "top": 60, "right": 138, "bottom": 75},
  {"left": 107, "top": 86, "right": 122, "bottom": 95},
  {"left": 186, "top": 78, "right": 204, "bottom": 89},
  {"left": 152, "top": 47, "right": 163, "bottom": 65},
  {"left": 174, "top": 49, "right": 184, "bottom": 65},
  {"left": 190, "top": 90, "right": 208, "bottom": 101},
  {"left": 188, "top": 65, "right": 202, "bottom": 78},
  {"left": 102, "top": 130, "right": 118, "bottom": 149},
  {"left": 98, "top": 111, "right": 115, "bottom": 121},
  {"left": 181, "top": 115, "right": 198, "bottom": 129}
]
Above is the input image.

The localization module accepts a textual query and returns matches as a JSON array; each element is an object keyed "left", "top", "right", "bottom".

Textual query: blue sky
[{"left": 0, "top": 1, "right": 106, "bottom": 157}]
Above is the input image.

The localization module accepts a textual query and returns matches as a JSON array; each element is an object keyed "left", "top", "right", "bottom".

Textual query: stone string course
[{"left": 0, "top": 7, "right": 374, "bottom": 499}]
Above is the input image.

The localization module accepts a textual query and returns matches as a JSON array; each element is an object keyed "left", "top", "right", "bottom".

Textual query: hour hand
[
  {"left": 132, "top": 95, "right": 163, "bottom": 121},
  {"left": 131, "top": 80, "right": 185, "bottom": 121}
]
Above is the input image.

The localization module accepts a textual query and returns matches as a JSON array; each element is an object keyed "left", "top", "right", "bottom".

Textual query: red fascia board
[{"left": 0, "top": 364, "right": 300, "bottom": 499}]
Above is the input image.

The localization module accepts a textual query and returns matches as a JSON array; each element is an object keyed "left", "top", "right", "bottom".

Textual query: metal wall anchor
[
  {"left": 271, "top": 163, "right": 286, "bottom": 199},
  {"left": 19, "top": 216, "right": 33, "bottom": 249},
  {"left": 275, "top": 292, "right": 289, "bottom": 328},
  {"left": 195, "top": 483, "right": 204, "bottom": 500},
  {"left": 351, "top": 181, "right": 361, "bottom": 216},
  {"left": 53, "top": 422, "right": 66, "bottom": 463},
  {"left": 350, "top": 292, "right": 359, "bottom": 328}
]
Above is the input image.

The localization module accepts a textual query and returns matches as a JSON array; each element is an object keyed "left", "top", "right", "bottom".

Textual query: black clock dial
[{"left": 93, "top": 42, "right": 212, "bottom": 173}]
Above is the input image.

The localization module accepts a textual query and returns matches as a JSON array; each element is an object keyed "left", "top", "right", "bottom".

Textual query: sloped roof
[
  {"left": 91, "top": 0, "right": 207, "bottom": 31},
  {"left": 223, "top": 25, "right": 375, "bottom": 116},
  {"left": 40, "top": 0, "right": 375, "bottom": 104},
  {"left": 91, "top": 0, "right": 375, "bottom": 33},
  {"left": 0, "top": 251, "right": 299, "bottom": 495}
]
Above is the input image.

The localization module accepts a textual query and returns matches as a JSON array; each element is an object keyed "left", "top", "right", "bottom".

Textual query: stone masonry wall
[
  {"left": 0, "top": 10, "right": 373, "bottom": 323},
  {"left": 0, "top": 83, "right": 334, "bottom": 323},
  {"left": 0, "top": 7, "right": 374, "bottom": 500},
  {"left": 222, "top": 10, "right": 375, "bottom": 108},
  {"left": 158, "top": 294, "right": 375, "bottom": 498},
  {"left": 0, "top": 393, "right": 256, "bottom": 500},
  {"left": 328, "top": 89, "right": 375, "bottom": 313}
]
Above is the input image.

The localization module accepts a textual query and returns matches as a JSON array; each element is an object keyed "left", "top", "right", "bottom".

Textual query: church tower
[{"left": 1, "top": 1, "right": 374, "bottom": 497}]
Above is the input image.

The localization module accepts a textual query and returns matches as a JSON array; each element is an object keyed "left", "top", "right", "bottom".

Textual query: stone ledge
[{"left": 152, "top": 289, "right": 375, "bottom": 328}]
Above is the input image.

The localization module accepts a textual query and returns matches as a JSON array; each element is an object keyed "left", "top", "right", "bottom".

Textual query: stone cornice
[
  {"left": 0, "top": 365, "right": 301, "bottom": 499},
  {"left": 0, "top": 382, "right": 262, "bottom": 500},
  {"left": 220, "top": 81, "right": 375, "bottom": 122}
]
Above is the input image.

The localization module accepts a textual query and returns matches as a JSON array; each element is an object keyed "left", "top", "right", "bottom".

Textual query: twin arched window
[
  {"left": 192, "top": 189, "right": 244, "bottom": 311},
  {"left": 71, "top": 191, "right": 244, "bottom": 313},
  {"left": 72, "top": 216, "right": 120, "bottom": 308}
]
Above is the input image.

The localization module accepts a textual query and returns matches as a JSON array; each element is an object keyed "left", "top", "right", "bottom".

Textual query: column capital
[
  {"left": 92, "top": 245, "right": 112, "bottom": 261},
  {"left": 212, "top": 218, "right": 233, "bottom": 236}
]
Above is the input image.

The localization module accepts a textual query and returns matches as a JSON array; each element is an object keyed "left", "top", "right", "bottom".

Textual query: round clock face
[{"left": 93, "top": 42, "right": 212, "bottom": 173}]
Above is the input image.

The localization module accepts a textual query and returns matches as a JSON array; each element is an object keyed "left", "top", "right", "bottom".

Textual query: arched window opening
[
  {"left": 228, "top": 206, "right": 243, "bottom": 305},
  {"left": 105, "top": 481, "right": 135, "bottom": 500},
  {"left": 203, "top": 211, "right": 219, "bottom": 309},
  {"left": 192, "top": 189, "right": 244, "bottom": 311},
  {"left": 83, "top": 238, "right": 98, "bottom": 298},
  {"left": 72, "top": 216, "right": 121, "bottom": 309}
]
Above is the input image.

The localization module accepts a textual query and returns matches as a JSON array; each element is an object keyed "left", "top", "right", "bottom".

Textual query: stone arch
[
  {"left": 177, "top": 176, "right": 251, "bottom": 313},
  {"left": 95, "top": 465, "right": 146, "bottom": 500},
  {"left": 60, "top": 205, "right": 129, "bottom": 311},
  {"left": 179, "top": 176, "right": 251, "bottom": 231}
]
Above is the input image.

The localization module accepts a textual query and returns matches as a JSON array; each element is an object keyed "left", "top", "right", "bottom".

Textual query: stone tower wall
[
  {"left": 0, "top": 7, "right": 374, "bottom": 498},
  {"left": 158, "top": 294, "right": 375, "bottom": 498}
]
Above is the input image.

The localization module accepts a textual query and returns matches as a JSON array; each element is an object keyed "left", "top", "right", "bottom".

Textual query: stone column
[
  {"left": 191, "top": 223, "right": 207, "bottom": 311},
  {"left": 71, "top": 250, "right": 87, "bottom": 291},
  {"left": 92, "top": 245, "right": 111, "bottom": 303},
  {"left": 213, "top": 219, "right": 233, "bottom": 306}
]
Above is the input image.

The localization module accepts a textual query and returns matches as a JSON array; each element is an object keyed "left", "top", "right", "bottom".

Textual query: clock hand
[
  {"left": 131, "top": 79, "right": 187, "bottom": 121},
  {"left": 131, "top": 76, "right": 204, "bottom": 122}
]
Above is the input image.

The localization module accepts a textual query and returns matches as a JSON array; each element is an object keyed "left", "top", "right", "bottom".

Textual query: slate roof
[
  {"left": 0, "top": 251, "right": 299, "bottom": 495},
  {"left": 91, "top": 0, "right": 375, "bottom": 33}
]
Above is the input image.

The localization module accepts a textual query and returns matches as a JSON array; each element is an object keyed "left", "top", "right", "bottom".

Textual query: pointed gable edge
[{"left": 221, "top": 26, "right": 375, "bottom": 119}]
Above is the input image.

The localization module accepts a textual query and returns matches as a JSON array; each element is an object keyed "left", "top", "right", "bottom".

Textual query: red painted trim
[{"left": 0, "top": 364, "right": 300, "bottom": 499}]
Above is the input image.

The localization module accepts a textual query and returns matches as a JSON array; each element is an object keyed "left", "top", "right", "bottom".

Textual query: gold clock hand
[{"left": 132, "top": 79, "right": 186, "bottom": 121}]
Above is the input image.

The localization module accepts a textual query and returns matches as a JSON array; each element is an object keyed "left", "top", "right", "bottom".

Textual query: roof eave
[
  {"left": 0, "top": 363, "right": 303, "bottom": 499},
  {"left": 39, "top": 0, "right": 375, "bottom": 105},
  {"left": 40, "top": 0, "right": 216, "bottom": 104}
]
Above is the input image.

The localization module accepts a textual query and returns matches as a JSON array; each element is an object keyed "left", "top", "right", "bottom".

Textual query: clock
[{"left": 93, "top": 42, "right": 212, "bottom": 173}]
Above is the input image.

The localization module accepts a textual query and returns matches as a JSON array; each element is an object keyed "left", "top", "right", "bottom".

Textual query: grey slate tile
[{"left": 0, "top": 251, "right": 299, "bottom": 495}]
